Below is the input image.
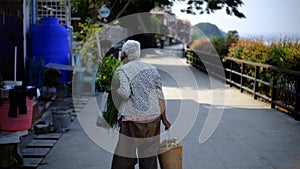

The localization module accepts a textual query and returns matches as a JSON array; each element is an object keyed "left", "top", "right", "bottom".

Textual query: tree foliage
[
  {"left": 71, "top": 0, "right": 245, "bottom": 23},
  {"left": 179, "top": 0, "right": 245, "bottom": 18},
  {"left": 71, "top": 0, "right": 170, "bottom": 23}
]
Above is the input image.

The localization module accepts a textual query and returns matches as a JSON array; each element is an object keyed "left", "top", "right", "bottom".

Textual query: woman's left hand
[{"left": 162, "top": 119, "right": 171, "bottom": 130}]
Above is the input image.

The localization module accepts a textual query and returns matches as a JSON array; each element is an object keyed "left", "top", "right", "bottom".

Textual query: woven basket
[{"left": 158, "top": 146, "right": 182, "bottom": 169}]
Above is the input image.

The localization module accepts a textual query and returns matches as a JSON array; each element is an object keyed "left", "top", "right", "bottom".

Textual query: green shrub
[
  {"left": 74, "top": 20, "right": 103, "bottom": 67},
  {"left": 189, "top": 30, "right": 239, "bottom": 56},
  {"left": 228, "top": 37, "right": 300, "bottom": 70},
  {"left": 189, "top": 38, "right": 216, "bottom": 53}
]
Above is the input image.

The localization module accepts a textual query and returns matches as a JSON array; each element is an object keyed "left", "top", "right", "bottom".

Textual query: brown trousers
[{"left": 111, "top": 117, "right": 161, "bottom": 169}]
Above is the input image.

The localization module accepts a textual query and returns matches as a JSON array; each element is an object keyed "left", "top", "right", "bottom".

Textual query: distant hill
[{"left": 195, "top": 22, "right": 225, "bottom": 38}]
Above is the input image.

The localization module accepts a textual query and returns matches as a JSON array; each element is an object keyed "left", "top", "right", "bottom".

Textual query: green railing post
[
  {"left": 271, "top": 76, "right": 277, "bottom": 109},
  {"left": 229, "top": 61, "right": 233, "bottom": 87},
  {"left": 295, "top": 76, "right": 300, "bottom": 120},
  {"left": 253, "top": 66, "right": 259, "bottom": 99},
  {"left": 240, "top": 63, "right": 245, "bottom": 92},
  {"left": 192, "top": 51, "right": 195, "bottom": 67},
  {"left": 186, "top": 50, "right": 189, "bottom": 64}
]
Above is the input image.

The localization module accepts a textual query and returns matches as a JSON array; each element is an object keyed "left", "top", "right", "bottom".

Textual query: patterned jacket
[{"left": 115, "top": 60, "right": 164, "bottom": 120}]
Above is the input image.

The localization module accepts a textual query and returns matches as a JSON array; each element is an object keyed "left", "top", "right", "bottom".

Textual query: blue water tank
[{"left": 31, "top": 17, "right": 69, "bottom": 83}]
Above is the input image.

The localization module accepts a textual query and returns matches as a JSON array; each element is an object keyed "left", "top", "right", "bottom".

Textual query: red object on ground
[{"left": 0, "top": 97, "right": 34, "bottom": 131}]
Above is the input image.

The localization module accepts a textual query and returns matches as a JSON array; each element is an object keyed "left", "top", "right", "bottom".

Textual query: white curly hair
[{"left": 121, "top": 40, "right": 141, "bottom": 60}]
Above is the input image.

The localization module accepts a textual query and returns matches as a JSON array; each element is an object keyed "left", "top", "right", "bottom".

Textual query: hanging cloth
[{"left": 8, "top": 86, "right": 27, "bottom": 118}]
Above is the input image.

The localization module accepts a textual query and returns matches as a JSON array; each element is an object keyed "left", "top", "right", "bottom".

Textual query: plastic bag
[
  {"left": 96, "top": 112, "right": 110, "bottom": 129},
  {"left": 96, "top": 92, "right": 110, "bottom": 129}
]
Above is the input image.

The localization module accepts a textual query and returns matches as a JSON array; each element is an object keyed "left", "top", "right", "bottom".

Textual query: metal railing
[{"left": 186, "top": 49, "right": 300, "bottom": 120}]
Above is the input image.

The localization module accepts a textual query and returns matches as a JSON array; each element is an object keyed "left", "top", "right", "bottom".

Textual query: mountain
[{"left": 195, "top": 22, "right": 225, "bottom": 38}]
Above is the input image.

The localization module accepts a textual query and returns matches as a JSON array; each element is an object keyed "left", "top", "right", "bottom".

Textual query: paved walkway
[{"left": 37, "top": 48, "right": 300, "bottom": 169}]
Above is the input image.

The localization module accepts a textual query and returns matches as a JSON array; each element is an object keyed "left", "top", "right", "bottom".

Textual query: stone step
[
  {"left": 22, "top": 148, "right": 51, "bottom": 158},
  {"left": 34, "top": 133, "right": 62, "bottom": 140},
  {"left": 20, "top": 157, "right": 43, "bottom": 168},
  {"left": 73, "top": 104, "right": 86, "bottom": 109},
  {"left": 26, "top": 140, "right": 57, "bottom": 148},
  {"left": 73, "top": 108, "right": 85, "bottom": 112}
]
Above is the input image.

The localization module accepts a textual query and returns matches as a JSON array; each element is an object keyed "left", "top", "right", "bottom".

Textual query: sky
[{"left": 171, "top": 0, "right": 300, "bottom": 38}]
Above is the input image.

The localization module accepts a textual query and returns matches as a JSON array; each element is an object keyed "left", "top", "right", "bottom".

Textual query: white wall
[{"left": 23, "top": 0, "right": 31, "bottom": 68}]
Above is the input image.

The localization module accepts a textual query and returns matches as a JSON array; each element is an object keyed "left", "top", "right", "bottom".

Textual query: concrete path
[{"left": 37, "top": 48, "right": 300, "bottom": 169}]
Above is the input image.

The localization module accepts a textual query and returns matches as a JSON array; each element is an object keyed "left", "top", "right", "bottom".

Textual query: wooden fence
[{"left": 186, "top": 49, "right": 300, "bottom": 120}]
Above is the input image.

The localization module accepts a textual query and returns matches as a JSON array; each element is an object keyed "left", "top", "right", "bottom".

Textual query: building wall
[
  {"left": 150, "top": 7, "right": 191, "bottom": 43},
  {"left": 176, "top": 19, "right": 191, "bottom": 43},
  {"left": 0, "top": 0, "right": 24, "bottom": 81}
]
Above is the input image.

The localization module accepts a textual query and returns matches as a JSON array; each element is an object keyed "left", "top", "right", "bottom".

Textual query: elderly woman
[{"left": 111, "top": 40, "right": 171, "bottom": 169}]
